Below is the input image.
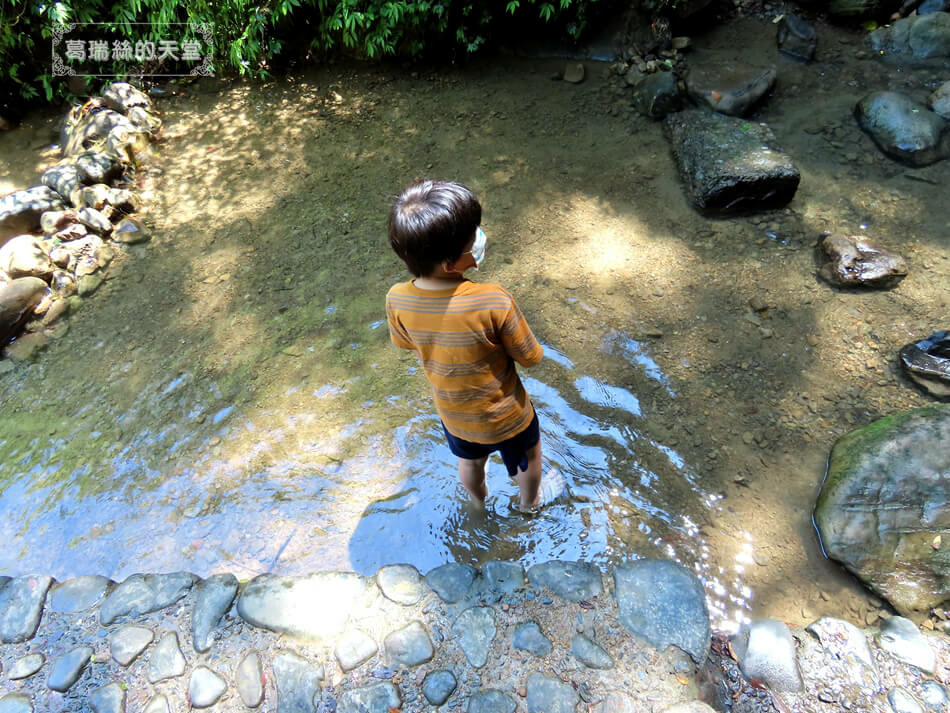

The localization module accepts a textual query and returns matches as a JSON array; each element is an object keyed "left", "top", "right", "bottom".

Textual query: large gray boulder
[
  {"left": 814, "top": 405, "right": 950, "bottom": 618},
  {"left": 663, "top": 109, "right": 800, "bottom": 215},
  {"left": 0, "top": 186, "right": 65, "bottom": 244},
  {"left": 870, "top": 12, "right": 950, "bottom": 60},
  {"left": 855, "top": 91, "right": 950, "bottom": 167}
]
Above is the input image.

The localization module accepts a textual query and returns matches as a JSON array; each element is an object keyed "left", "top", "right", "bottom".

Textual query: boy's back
[{"left": 386, "top": 278, "right": 542, "bottom": 444}]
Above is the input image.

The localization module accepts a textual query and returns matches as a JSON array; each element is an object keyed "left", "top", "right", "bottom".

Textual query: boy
[{"left": 385, "top": 179, "right": 545, "bottom": 512}]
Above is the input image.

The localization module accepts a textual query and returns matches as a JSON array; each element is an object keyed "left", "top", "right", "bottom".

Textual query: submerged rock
[
  {"left": 513, "top": 621, "right": 553, "bottom": 657},
  {"left": 900, "top": 331, "right": 950, "bottom": 398},
  {"left": 335, "top": 629, "right": 378, "bottom": 672},
  {"left": 527, "top": 561, "right": 602, "bottom": 601},
  {"left": 189, "top": 667, "right": 228, "bottom": 708},
  {"left": 469, "top": 689, "right": 517, "bottom": 713},
  {"left": 422, "top": 669, "right": 457, "bottom": 706},
  {"left": 110, "top": 625, "right": 154, "bottom": 666},
  {"left": 777, "top": 14, "right": 818, "bottom": 62},
  {"left": 817, "top": 233, "right": 907, "bottom": 288},
  {"left": 526, "top": 673, "right": 578, "bottom": 713},
  {"left": 49, "top": 575, "right": 112, "bottom": 613},
  {"left": 384, "top": 620, "right": 434, "bottom": 667},
  {"left": 686, "top": 63, "right": 776, "bottom": 117},
  {"left": 147, "top": 632, "right": 186, "bottom": 683},
  {"left": 814, "top": 405, "right": 950, "bottom": 617},
  {"left": 664, "top": 109, "right": 800, "bottom": 215},
  {"left": 89, "top": 682, "right": 125, "bottom": 713},
  {"left": 8, "top": 653, "right": 44, "bottom": 680},
  {"left": 855, "top": 91, "right": 950, "bottom": 167},
  {"left": 0, "top": 694, "right": 33, "bottom": 713},
  {"left": 338, "top": 681, "right": 400, "bottom": 713},
  {"left": 452, "top": 607, "right": 495, "bottom": 668}
]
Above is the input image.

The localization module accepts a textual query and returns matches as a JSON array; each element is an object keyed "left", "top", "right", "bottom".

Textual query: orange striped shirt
[{"left": 386, "top": 279, "right": 543, "bottom": 444}]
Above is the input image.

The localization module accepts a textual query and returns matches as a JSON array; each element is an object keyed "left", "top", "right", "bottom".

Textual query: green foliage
[{"left": 0, "top": 0, "right": 606, "bottom": 110}]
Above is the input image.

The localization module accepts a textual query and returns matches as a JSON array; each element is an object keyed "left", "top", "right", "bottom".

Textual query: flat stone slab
[
  {"left": 0, "top": 694, "right": 33, "bottom": 713},
  {"left": 47, "top": 645, "right": 93, "bottom": 691},
  {"left": 0, "top": 576, "right": 53, "bottom": 643},
  {"left": 100, "top": 572, "right": 197, "bottom": 626},
  {"left": 663, "top": 108, "right": 800, "bottom": 215},
  {"left": 8, "top": 653, "right": 44, "bottom": 680},
  {"left": 147, "top": 632, "right": 186, "bottom": 683},
  {"left": 376, "top": 564, "right": 425, "bottom": 606},
  {"left": 336, "top": 629, "right": 378, "bottom": 672},
  {"left": 572, "top": 633, "right": 614, "bottom": 669},
  {"left": 192, "top": 573, "right": 238, "bottom": 653},
  {"left": 237, "top": 572, "right": 374, "bottom": 640},
  {"left": 48, "top": 575, "right": 112, "bottom": 613},
  {"left": 527, "top": 561, "right": 602, "bottom": 602},
  {"left": 89, "top": 682, "right": 125, "bottom": 713},
  {"left": 384, "top": 621, "right": 434, "bottom": 667},
  {"left": 110, "top": 625, "right": 154, "bottom": 666},
  {"left": 513, "top": 621, "right": 553, "bottom": 658},
  {"left": 273, "top": 649, "right": 323, "bottom": 713},
  {"left": 236, "top": 652, "right": 264, "bottom": 708},
  {"left": 526, "top": 673, "right": 579, "bottom": 713},
  {"left": 468, "top": 689, "right": 517, "bottom": 713},
  {"left": 613, "top": 559, "right": 711, "bottom": 664},
  {"left": 453, "top": 607, "right": 496, "bottom": 668},
  {"left": 426, "top": 563, "right": 476, "bottom": 603},
  {"left": 338, "top": 681, "right": 400, "bottom": 713},
  {"left": 422, "top": 669, "right": 457, "bottom": 706},
  {"left": 189, "top": 666, "right": 228, "bottom": 708}
]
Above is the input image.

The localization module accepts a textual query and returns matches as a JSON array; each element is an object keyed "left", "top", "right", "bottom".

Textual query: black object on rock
[{"left": 900, "top": 331, "right": 950, "bottom": 398}]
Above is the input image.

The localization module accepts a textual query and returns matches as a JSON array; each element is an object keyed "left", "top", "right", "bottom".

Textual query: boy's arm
[
  {"left": 500, "top": 295, "right": 543, "bottom": 367},
  {"left": 385, "top": 297, "right": 415, "bottom": 350}
]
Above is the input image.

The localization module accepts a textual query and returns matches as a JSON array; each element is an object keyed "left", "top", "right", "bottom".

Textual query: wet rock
[
  {"left": 777, "top": 14, "right": 817, "bottom": 62},
  {"left": 112, "top": 217, "right": 148, "bottom": 244},
  {"left": 876, "top": 616, "right": 936, "bottom": 673},
  {"left": 686, "top": 63, "right": 776, "bottom": 117},
  {"left": 77, "top": 207, "right": 113, "bottom": 235},
  {"left": 513, "top": 621, "right": 553, "bottom": 657},
  {"left": 193, "top": 572, "right": 238, "bottom": 653},
  {"left": 238, "top": 572, "right": 374, "bottom": 640},
  {"left": 888, "top": 687, "right": 924, "bottom": 713},
  {"left": 0, "top": 694, "right": 32, "bottom": 713},
  {"left": 563, "top": 63, "right": 585, "bottom": 84},
  {"left": 899, "top": 331, "right": 950, "bottom": 398},
  {"left": 481, "top": 561, "right": 525, "bottom": 594},
  {"left": 384, "top": 620, "right": 434, "bottom": 667},
  {"left": 526, "top": 672, "right": 579, "bottom": 713},
  {"left": 335, "top": 629, "right": 378, "bottom": 671},
  {"left": 468, "top": 689, "right": 517, "bottom": 713},
  {"left": 0, "top": 575, "right": 53, "bottom": 644},
  {"left": 89, "top": 682, "right": 125, "bottom": 713},
  {"left": 103, "top": 82, "right": 152, "bottom": 115},
  {"left": 75, "top": 151, "right": 122, "bottom": 185},
  {"left": 142, "top": 694, "right": 169, "bottom": 713},
  {"left": 632, "top": 72, "right": 683, "bottom": 120},
  {"left": 422, "top": 669, "right": 457, "bottom": 706},
  {"left": 0, "top": 186, "right": 65, "bottom": 242},
  {"left": 100, "top": 572, "right": 197, "bottom": 625},
  {"left": 572, "top": 633, "right": 614, "bottom": 669},
  {"left": 189, "top": 666, "right": 228, "bottom": 708},
  {"left": 452, "top": 607, "right": 496, "bottom": 667},
  {"left": 77, "top": 273, "right": 104, "bottom": 297},
  {"left": 49, "top": 575, "right": 111, "bottom": 613},
  {"left": 855, "top": 91, "right": 950, "bottom": 167},
  {"left": 147, "top": 632, "right": 186, "bottom": 683},
  {"left": 806, "top": 617, "right": 876, "bottom": 668},
  {"left": 0, "top": 278, "right": 48, "bottom": 344},
  {"left": 527, "top": 561, "right": 602, "bottom": 601},
  {"left": 338, "top": 681, "right": 400, "bottom": 713},
  {"left": 41, "top": 164, "right": 83, "bottom": 200},
  {"left": 920, "top": 680, "right": 949, "bottom": 709},
  {"left": 818, "top": 233, "right": 907, "bottom": 288},
  {"left": 919, "top": 0, "right": 950, "bottom": 12},
  {"left": 273, "top": 649, "right": 322, "bottom": 712},
  {"left": 732, "top": 619, "right": 803, "bottom": 692},
  {"left": 664, "top": 109, "right": 800, "bottom": 215},
  {"left": 870, "top": 12, "right": 950, "bottom": 60},
  {"left": 930, "top": 81, "right": 950, "bottom": 120},
  {"left": 8, "top": 654, "right": 44, "bottom": 680},
  {"left": 110, "top": 625, "right": 154, "bottom": 666},
  {"left": 814, "top": 406, "right": 950, "bottom": 617},
  {"left": 4, "top": 331, "right": 48, "bottom": 361},
  {"left": 0, "top": 235, "right": 53, "bottom": 281},
  {"left": 46, "top": 645, "right": 93, "bottom": 691},
  {"left": 426, "top": 563, "right": 476, "bottom": 602},
  {"left": 235, "top": 652, "right": 264, "bottom": 707},
  {"left": 377, "top": 564, "right": 425, "bottom": 605}
]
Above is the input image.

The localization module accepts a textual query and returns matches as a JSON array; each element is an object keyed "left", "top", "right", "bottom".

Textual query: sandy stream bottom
[{"left": 0, "top": 16, "right": 948, "bottom": 633}]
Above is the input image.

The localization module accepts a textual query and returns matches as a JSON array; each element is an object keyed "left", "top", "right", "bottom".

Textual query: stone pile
[
  {"left": 0, "top": 82, "right": 158, "bottom": 361},
  {"left": 0, "top": 559, "right": 947, "bottom": 713}
]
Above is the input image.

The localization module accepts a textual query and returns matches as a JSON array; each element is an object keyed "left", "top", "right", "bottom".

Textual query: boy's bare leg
[
  {"left": 458, "top": 455, "right": 489, "bottom": 505},
  {"left": 516, "top": 440, "right": 543, "bottom": 511}
]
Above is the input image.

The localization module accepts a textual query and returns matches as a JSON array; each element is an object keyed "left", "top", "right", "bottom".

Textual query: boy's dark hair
[{"left": 388, "top": 179, "right": 482, "bottom": 277}]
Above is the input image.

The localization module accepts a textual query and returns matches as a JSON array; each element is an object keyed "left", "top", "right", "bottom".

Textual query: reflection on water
[{"left": 0, "top": 330, "right": 753, "bottom": 632}]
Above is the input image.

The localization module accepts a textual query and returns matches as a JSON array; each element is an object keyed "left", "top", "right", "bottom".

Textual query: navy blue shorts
[{"left": 442, "top": 412, "right": 540, "bottom": 477}]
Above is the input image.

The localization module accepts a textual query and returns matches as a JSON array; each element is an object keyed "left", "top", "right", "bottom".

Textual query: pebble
[
  {"left": 877, "top": 617, "right": 936, "bottom": 674},
  {"left": 46, "top": 645, "right": 93, "bottom": 691},
  {"left": 422, "top": 669, "right": 457, "bottom": 706},
  {"left": 7, "top": 654, "right": 44, "bottom": 680},
  {"left": 89, "top": 681, "right": 125, "bottom": 713},
  {"left": 192, "top": 572, "right": 238, "bottom": 653},
  {"left": 147, "top": 632, "right": 186, "bottom": 683},
  {"left": 384, "top": 621, "right": 434, "bottom": 667},
  {"left": 452, "top": 607, "right": 496, "bottom": 668},
  {"left": 526, "top": 672, "right": 579, "bottom": 713},
  {"left": 335, "top": 629, "right": 379, "bottom": 671},
  {"left": 110, "top": 625, "right": 154, "bottom": 666},
  {"left": 512, "top": 621, "right": 553, "bottom": 658},
  {"left": 571, "top": 633, "right": 614, "bottom": 669},
  {"left": 188, "top": 666, "right": 228, "bottom": 708},
  {"left": 235, "top": 652, "right": 264, "bottom": 708},
  {"left": 377, "top": 564, "right": 425, "bottom": 605},
  {"left": 338, "top": 681, "right": 400, "bottom": 713}
]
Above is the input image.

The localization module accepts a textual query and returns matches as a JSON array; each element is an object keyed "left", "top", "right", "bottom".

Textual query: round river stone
[
  {"left": 0, "top": 576, "right": 53, "bottom": 643},
  {"left": 273, "top": 648, "right": 323, "bottom": 712},
  {"left": 89, "top": 682, "right": 125, "bottom": 713},
  {"left": 425, "top": 563, "right": 476, "bottom": 603},
  {"left": 377, "top": 564, "right": 425, "bottom": 605},
  {"left": 512, "top": 621, "right": 553, "bottom": 658},
  {"left": 467, "top": 689, "right": 517, "bottom": 713},
  {"left": 571, "top": 633, "right": 614, "bottom": 669},
  {"left": 0, "top": 694, "right": 33, "bottom": 713},
  {"left": 147, "top": 632, "right": 186, "bottom": 683},
  {"left": 192, "top": 573, "right": 238, "bottom": 653},
  {"left": 189, "top": 666, "right": 228, "bottom": 708},
  {"left": 47, "top": 645, "right": 93, "bottom": 692},
  {"left": 8, "top": 654, "right": 44, "bottom": 680},
  {"left": 383, "top": 621, "right": 434, "bottom": 667},
  {"left": 338, "top": 681, "right": 400, "bottom": 713},
  {"left": 335, "top": 629, "right": 378, "bottom": 672},
  {"left": 235, "top": 652, "right": 264, "bottom": 708},
  {"left": 48, "top": 575, "right": 111, "bottom": 613},
  {"left": 422, "top": 669, "right": 457, "bottom": 706},
  {"left": 526, "top": 673, "right": 579, "bottom": 713},
  {"left": 110, "top": 625, "right": 154, "bottom": 666}
]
